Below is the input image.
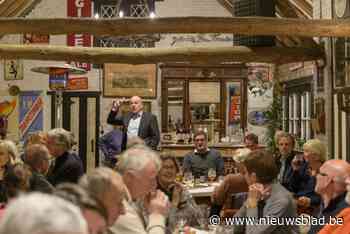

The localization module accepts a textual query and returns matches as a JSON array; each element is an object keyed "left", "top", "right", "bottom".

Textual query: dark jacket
[
  {"left": 107, "top": 109, "right": 160, "bottom": 150},
  {"left": 47, "top": 151, "right": 84, "bottom": 186},
  {"left": 308, "top": 193, "right": 349, "bottom": 234},
  {"left": 30, "top": 171, "right": 54, "bottom": 193},
  {"left": 98, "top": 128, "right": 126, "bottom": 160},
  {"left": 276, "top": 151, "right": 321, "bottom": 206}
]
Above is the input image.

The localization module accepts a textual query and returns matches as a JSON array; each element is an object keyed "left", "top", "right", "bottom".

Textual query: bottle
[{"left": 188, "top": 125, "right": 193, "bottom": 144}]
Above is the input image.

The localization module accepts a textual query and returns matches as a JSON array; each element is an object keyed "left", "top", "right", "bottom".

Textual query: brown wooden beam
[
  {"left": 0, "top": 17, "right": 349, "bottom": 38},
  {"left": 0, "top": 44, "right": 323, "bottom": 64}
]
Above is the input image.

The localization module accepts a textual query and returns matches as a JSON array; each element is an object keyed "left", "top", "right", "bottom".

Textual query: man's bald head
[
  {"left": 316, "top": 160, "right": 350, "bottom": 196},
  {"left": 130, "top": 96, "right": 143, "bottom": 114},
  {"left": 322, "top": 159, "right": 350, "bottom": 181}
]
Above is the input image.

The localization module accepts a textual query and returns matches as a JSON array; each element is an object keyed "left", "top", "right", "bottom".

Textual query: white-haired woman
[
  {"left": 294, "top": 139, "right": 326, "bottom": 211},
  {"left": 0, "top": 140, "right": 19, "bottom": 202}
]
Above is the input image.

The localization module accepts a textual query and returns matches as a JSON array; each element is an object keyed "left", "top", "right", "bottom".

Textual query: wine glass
[
  {"left": 183, "top": 171, "right": 193, "bottom": 187},
  {"left": 208, "top": 168, "right": 216, "bottom": 182}
]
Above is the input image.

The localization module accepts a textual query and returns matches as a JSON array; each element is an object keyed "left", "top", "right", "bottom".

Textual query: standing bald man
[{"left": 107, "top": 96, "right": 160, "bottom": 150}]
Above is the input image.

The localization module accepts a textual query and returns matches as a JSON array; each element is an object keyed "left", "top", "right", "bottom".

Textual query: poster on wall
[
  {"left": 67, "top": 0, "right": 91, "bottom": 71},
  {"left": 0, "top": 94, "right": 17, "bottom": 140},
  {"left": 19, "top": 91, "right": 43, "bottom": 142},
  {"left": 23, "top": 33, "right": 50, "bottom": 44},
  {"left": 247, "top": 65, "right": 273, "bottom": 98},
  {"left": 4, "top": 60, "right": 23, "bottom": 80},
  {"left": 227, "top": 82, "right": 241, "bottom": 125}
]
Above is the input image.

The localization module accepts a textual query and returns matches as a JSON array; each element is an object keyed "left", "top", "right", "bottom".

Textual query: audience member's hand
[
  {"left": 168, "top": 182, "right": 183, "bottom": 208},
  {"left": 291, "top": 154, "right": 304, "bottom": 171},
  {"left": 147, "top": 190, "right": 170, "bottom": 216},
  {"left": 248, "top": 183, "right": 264, "bottom": 202},
  {"left": 297, "top": 196, "right": 311, "bottom": 208}
]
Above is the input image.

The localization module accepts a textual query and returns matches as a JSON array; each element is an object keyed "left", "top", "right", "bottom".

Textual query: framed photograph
[
  {"left": 4, "top": 59, "right": 23, "bottom": 80},
  {"left": 103, "top": 63, "right": 157, "bottom": 98}
]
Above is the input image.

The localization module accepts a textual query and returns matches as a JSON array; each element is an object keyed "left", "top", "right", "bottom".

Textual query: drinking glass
[
  {"left": 176, "top": 170, "right": 183, "bottom": 183},
  {"left": 208, "top": 168, "right": 216, "bottom": 182},
  {"left": 183, "top": 171, "right": 193, "bottom": 187}
]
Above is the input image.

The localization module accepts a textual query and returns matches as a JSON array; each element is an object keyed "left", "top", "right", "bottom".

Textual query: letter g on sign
[{"left": 75, "top": 0, "right": 84, "bottom": 8}]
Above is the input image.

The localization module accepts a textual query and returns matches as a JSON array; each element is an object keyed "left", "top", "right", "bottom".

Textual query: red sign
[
  {"left": 67, "top": 77, "right": 88, "bottom": 90},
  {"left": 67, "top": 0, "right": 91, "bottom": 71},
  {"left": 23, "top": 34, "right": 49, "bottom": 44}
]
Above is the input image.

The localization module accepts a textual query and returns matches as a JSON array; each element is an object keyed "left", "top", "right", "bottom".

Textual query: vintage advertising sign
[
  {"left": 49, "top": 68, "right": 69, "bottom": 90},
  {"left": 19, "top": 92, "right": 43, "bottom": 141},
  {"left": 23, "top": 33, "right": 50, "bottom": 44},
  {"left": 67, "top": 77, "right": 88, "bottom": 90},
  {"left": 67, "top": 0, "right": 92, "bottom": 71}
]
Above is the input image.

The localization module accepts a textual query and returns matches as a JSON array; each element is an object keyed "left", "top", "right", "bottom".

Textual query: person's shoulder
[
  {"left": 209, "top": 148, "right": 222, "bottom": 156},
  {"left": 184, "top": 151, "right": 195, "bottom": 158},
  {"left": 270, "top": 184, "right": 295, "bottom": 203}
]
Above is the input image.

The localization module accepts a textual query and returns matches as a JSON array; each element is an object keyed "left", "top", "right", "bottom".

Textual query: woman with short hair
[{"left": 157, "top": 153, "right": 201, "bottom": 232}]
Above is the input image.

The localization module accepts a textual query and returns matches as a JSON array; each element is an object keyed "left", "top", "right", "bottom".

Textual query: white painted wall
[{"left": 0, "top": 0, "right": 273, "bottom": 144}]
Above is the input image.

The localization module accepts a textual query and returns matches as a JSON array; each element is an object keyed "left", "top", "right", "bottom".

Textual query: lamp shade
[
  {"left": 31, "top": 64, "right": 87, "bottom": 75},
  {"left": 31, "top": 64, "right": 87, "bottom": 90}
]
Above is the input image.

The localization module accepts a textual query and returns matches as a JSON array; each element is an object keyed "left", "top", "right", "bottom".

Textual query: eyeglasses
[{"left": 317, "top": 171, "right": 328, "bottom": 177}]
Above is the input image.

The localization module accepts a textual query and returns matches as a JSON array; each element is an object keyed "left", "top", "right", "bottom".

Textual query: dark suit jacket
[
  {"left": 107, "top": 109, "right": 160, "bottom": 150},
  {"left": 47, "top": 151, "right": 84, "bottom": 186}
]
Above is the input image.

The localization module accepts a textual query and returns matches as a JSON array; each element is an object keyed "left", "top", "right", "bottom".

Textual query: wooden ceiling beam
[
  {"left": 0, "top": 17, "right": 349, "bottom": 38},
  {"left": 0, "top": 44, "right": 324, "bottom": 65}
]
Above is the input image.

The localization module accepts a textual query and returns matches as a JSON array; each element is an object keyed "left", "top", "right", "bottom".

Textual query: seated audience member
[
  {"left": 244, "top": 133, "right": 259, "bottom": 151},
  {"left": 234, "top": 150, "right": 299, "bottom": 234},
  {"left": 210, "top": 148, "right": 250, "bottom": 217},
  {"left": 183, "top": 130, "right": 224, "bottom": 178},
  {"left": 308, "top": 160, "right": 350, "bottom": 234},
  {"left": 157, "top": 153, "right": 201, "bottom": 231},
  {"left": 293, "top": 139, "right": 325, "bottom": 211},
  {"left": 0, "top": 163, "right": 32, "bottom": 217},
  {"left": 24, "top": 131, "right": 47, "bottom": 147},
  {"left": 46, "top": 128, "right": 84, "bottom": 186},
  {"left": 3, "top": 163, "right": 31, "bottom": 197},
  {"left": 79, "top": 167, "right": 126, "bottom": 227},
  {"left": 0, "top": 193, "right": 88, "bottom": 234},
  {"left": 111, "top": 145, "right": 169, "bottom": 234},
  {"left": 318, "top": 175, "right": 350, "bottom": 234},
  {"left": 99, "top": 122, "right": 126, "bottom": 168},
  {"left": 275, "top": 133, "right": 308, "bottom": 192},
  {"left": 21, "top": 131, "right": 48, "bottom": 161},
  {"left": 54, "top": 183, "right": 108, "bottom": 234},
  {"left": 0, "top": 140, "right": 16, "bottom": 202},
  {"left": 274, "top": 130, "right": 285, "bottom": 153},
  {"left": 24, "top": 144, "right": 54, "bottom": 193}
]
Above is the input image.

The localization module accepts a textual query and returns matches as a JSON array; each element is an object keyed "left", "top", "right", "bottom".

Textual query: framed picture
[
  {"left": 103, "top": 63, "right": 157, "bottom": 98},
  {"left": 4, "top": 60, "right": 23, "bottom": 80}
]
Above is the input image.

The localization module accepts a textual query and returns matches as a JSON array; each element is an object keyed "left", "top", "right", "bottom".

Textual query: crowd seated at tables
[{"left": 0, "top": 124, "right": 350, "bottom": 234}]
